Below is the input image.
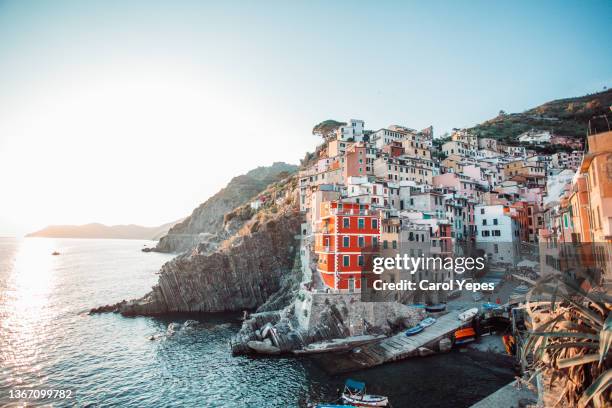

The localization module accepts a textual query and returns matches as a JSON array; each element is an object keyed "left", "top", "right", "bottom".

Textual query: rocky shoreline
[{"left": 92, "top": 207, "right": 302, "bottom": 316}]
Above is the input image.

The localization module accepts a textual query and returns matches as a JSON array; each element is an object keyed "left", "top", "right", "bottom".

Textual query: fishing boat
[
  {"left": 425, "top": 303, "right": 446, "bottom": 313},
  {"left": 454, "top": 327, "right": 476, "bottom": 345},
  {"left": 341, "top": 379, "right": 389, "bottom": 407},
  {"left": 458, "top": 307, "right": 479, "bottom": 322},
  {"left": 404, "top": 324, "right": 424, "bottom": 336},
  {"left": 419, "top": 317, "right": 436, "bottom": 327}
]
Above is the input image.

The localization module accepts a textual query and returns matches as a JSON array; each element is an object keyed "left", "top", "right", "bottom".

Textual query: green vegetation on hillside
[
  {"left": 312, "top": 119, "right": 346, "bottom": 137},
  {"left": 470, "top": 88, "right": 611, "bottom": 144}
]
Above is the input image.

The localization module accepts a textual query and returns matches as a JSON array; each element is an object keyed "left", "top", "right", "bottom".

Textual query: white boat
[
  {"left": 419, "top": 317, "right": 436, "bottom": 327},
  {"left": 341, "top": 379, "right": 389, "bottom": 407},
  {"left": 458, "top": 307, "right": 479, "bottom": 322}
]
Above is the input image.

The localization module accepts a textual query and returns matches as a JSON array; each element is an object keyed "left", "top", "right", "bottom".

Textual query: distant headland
[{"left": 26, "top": 221, "right": 181, "bottom": 240}]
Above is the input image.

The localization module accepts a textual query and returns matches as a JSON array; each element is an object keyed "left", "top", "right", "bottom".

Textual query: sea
[{"left": 0, "top": 237, "right": 515, "bottom": 407}]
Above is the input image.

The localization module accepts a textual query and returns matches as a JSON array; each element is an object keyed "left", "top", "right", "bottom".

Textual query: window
[
  {"left": 373, "top": 237, "right": 378, "bottom": 247},
  {"left": 358, "top": 218, "right": 365, "bottom": 229},
  {"left": 480, "top": 208, "right": 485, "bottom": 214},
  {"left": 482, "top": 219, "right": 487, "bottom": 226},
  {"left": 493, "top": 218, "right": 498, "bottom": 225},
  {"left": 358, "top": 236, "right": 365, "bottom": 248},
  {"left": 383, "top": 240, "right": 388, "bottom": 249},
  {"left": 392, "top": 240, "right": 397, "bottom": 249},
  {"left": 343, "top": 218, "right": 350, "bottom": 228},
  {"left": 343, "top": 255, "right": 350, "bottom": 267},
  {"left": 482, "top": 230, "right": 490, "bottom": 237},
  {"left": 343, "top": 236, "right": 350, "bottom": 247},
  {"left": 493, "top": 230, "right": 501, "bottom": 237},
  {"left": 358, "top": 255, "right": 364, "bottom": 266}
]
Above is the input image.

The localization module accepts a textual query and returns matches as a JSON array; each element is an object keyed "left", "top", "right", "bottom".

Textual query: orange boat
[{"left": 454, "top": 327, "right": 476, "bottom": 345}]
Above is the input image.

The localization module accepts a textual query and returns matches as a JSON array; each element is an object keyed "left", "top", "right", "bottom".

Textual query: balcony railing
[{"left": 329, "top": 208, "right": 377, "bottom": 216}]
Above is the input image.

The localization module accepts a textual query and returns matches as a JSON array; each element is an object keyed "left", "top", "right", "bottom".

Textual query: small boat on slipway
[
  {"left": 341, "top": 379, "right": 389, "bottom": 407},
  {"left": 425, "top": 303, "right": 446, "bottom": 313},
  {"left": 404, "top": 324, "right": 424, "bottom": 336},
  {"left": 458, "top": 307, "right": 479, "bottom": 322},
  {"left": 419, "top": 317, "right": 436, "bottom": 327},
  {"left": 454, "top": 327, "right": 477, "bottom": 345}
]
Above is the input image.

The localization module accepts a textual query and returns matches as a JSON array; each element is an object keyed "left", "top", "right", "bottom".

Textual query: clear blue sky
[{"left": 0, "top": 1, "right": 610, "bottom": 234}]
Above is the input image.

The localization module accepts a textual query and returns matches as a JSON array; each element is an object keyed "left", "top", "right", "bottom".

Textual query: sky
[{"left": 0, "top": 1, "right": 610, "bottom": 235}]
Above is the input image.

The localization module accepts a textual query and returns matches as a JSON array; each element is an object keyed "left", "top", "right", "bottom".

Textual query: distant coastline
[{"left": 26, "top": 220, "right": 182, "bottom": 241}]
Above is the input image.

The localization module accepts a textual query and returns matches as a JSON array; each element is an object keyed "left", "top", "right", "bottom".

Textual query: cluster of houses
[{"left": 296, "top": 119, "right": 611, "bottom": 294}]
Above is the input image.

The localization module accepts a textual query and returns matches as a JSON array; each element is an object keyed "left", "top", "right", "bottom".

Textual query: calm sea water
[{"left": 0, "top": 237, "right": 514, "bottom": 407}]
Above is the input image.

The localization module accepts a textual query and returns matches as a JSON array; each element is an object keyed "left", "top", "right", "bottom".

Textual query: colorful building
[{"left": 314, "top": 201, "right": 381, "bottom": 292}]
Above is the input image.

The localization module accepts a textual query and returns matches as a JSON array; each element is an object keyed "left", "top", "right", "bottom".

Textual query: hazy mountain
[{"left": 27, "top": 220, "right": 181, "bottom": 240}]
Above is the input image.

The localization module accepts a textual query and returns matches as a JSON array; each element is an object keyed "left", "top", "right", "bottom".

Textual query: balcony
[{"left": 330, "top": 208, "right": 376, "bottom": 216}]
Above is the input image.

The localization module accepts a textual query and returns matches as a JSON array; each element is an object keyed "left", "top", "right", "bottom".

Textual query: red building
[
  {"left": 382, "top": 141, "right": 404, "bottom": 158},
  {"left": 315, "top": 201, "right": 381, "bottom": 292}
]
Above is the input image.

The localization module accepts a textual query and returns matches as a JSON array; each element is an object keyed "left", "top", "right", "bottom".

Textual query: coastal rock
[
  {"left": 166, "top": 322, "right": 181, "bottom": 336},
  {"left": 247, "top": 340, "right": 281, "bottom": 355},
  {"left": 231, "top": 293, "right": 425, "bottom": 355},
  {"left": 108, "top": 206, "right": 302, "bottom": 316},
  {"left": 153, "top": 162, "right": 298, "bottom": 253}
]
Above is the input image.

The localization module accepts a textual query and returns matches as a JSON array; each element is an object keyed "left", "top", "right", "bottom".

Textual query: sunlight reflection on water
[{"left": 0, "top": 237, "right": 515, "bottom": 407}]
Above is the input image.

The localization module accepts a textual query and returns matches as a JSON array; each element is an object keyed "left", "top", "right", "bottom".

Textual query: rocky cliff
[
  {"left": 93, "top": 174, "right": 303, "bottom": 315},
  {"left": 154, "top": 162, "right": 298, "bottom": 253}
]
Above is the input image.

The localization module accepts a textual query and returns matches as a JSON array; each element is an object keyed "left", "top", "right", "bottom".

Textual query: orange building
[
  {"left": 314, "top": 201, "right": 381, "bottom": 292},
  {"left": 580, "top": 130, "right": 612, "bottom": 242},
  {"left": 567, "top": 174, "right": 592, "bottom": 243}
]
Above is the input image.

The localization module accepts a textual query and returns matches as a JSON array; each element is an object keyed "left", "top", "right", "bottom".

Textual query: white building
[
  {"left": 371, "top": 128, "right": 410, "bottom": 149},
  {"left": 551, "top": 151, "right": 583, "bottom": 170},
  {"left": 475, "top": 204, "right": 521, "bottom": 264},
  {"left": 337, "top": 119, "right": 365, "bottom": 141},
  {"left": 518, "top": 130, "right": 552, "bottom": 144}
]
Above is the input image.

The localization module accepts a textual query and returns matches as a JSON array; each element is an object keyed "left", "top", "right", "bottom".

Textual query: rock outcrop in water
[
  {"left": 153, "top": 162, "right": 298, "bottom": 253},
  {"left": 93, "top": 175, "right": 303, "bottom": 316}
]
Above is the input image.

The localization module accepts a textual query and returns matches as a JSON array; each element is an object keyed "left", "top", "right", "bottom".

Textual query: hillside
[
  {"left": 469, "top": 88, "right": 611, "bottom": 144},
  {"left": 153, "top": 162, "right": 298, "bottom": 253},
  {"left": 27, "top": 220, "right": 180, "bottom": 240}
]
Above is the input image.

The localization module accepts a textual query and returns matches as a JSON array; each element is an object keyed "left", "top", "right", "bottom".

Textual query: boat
[
  {"left": 315, "top": 405, "right": 357, "bottom": 408},
  {"left": 404, "top": 324, "right": 424, "bottom": 336},
  {"left": 482, "top": 302, "right": 502, "bottom": 311},
  {"left": 52, "top": 251, "right": 60, "bottom": 256},
  {"left": 425, "top": 303, "right": 446, "bottom": 313},
  {"left": 455, "top": 327, "right": 476, "bottom": 345},
  {"left": 458, "top": 307, "right": 479, "bottom": 322},
  {"left": 419, "top": 317, "right": 436, "bottom": 327},
  {"left": 341, "top": 379, "right": 389, "bottom": 407},
  {"left": 293, "top": 335, "right": 386, "bottom": 355}
]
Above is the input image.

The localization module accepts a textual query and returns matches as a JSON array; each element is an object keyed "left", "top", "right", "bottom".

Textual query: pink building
[{"left": 343, "top": 143, "right": 367, "bottom": 179}]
